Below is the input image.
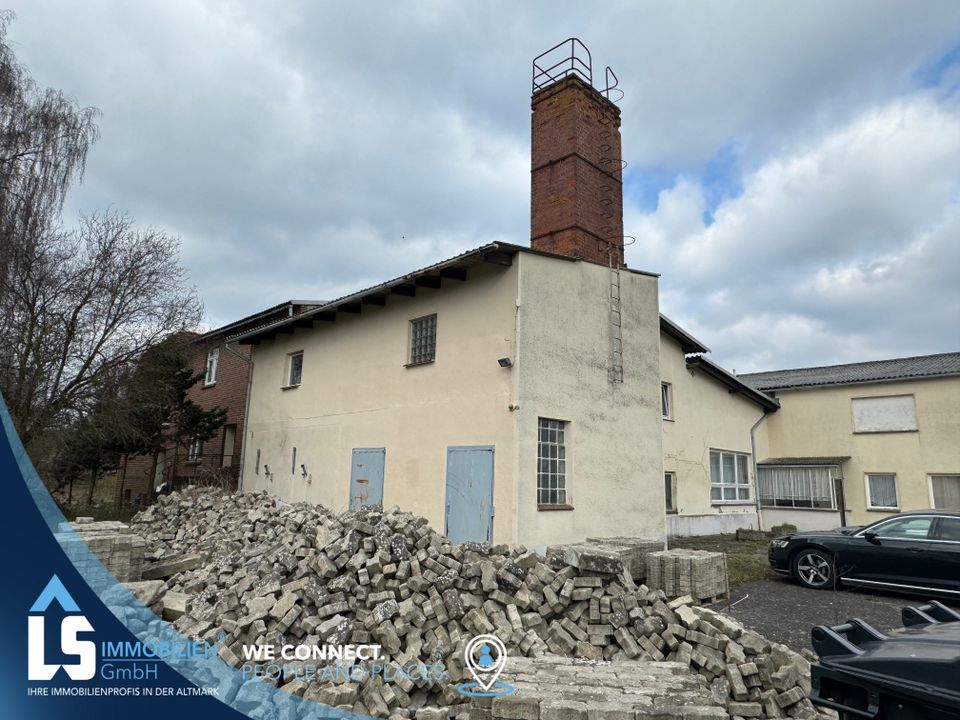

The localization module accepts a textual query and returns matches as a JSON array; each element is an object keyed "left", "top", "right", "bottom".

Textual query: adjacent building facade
[
  {"left": 743, "top": 354, "right": 960, "bottom": 530},
  {"left": 115, "top": 301, "right": 320, "bottom": 503}
]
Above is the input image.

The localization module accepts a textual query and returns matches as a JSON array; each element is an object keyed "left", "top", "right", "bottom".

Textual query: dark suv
[{"left": 768, "top": 510, "right": 960, "bottom": 595}]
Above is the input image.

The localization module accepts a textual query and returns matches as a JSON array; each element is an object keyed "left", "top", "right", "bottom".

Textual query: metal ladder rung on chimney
[{"left": 608, "top": 248, "right": 624, "bottom": 383}]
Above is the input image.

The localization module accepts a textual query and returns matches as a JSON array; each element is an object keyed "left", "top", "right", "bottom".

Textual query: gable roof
[
  {"left": 740, "top": 352, "right": 960, "bottom": 391},
  {"left": 685, "top": 355, "right": 780, "bottom": 411}
]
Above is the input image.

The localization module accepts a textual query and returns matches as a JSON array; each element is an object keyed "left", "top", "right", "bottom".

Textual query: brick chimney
[{"left": 530, "top": 74, "right": 624, "bottom": 267}]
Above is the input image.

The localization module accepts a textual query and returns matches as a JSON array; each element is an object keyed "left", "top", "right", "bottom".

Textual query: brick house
[{"left": 115, "top": 300, "right": 321, "bottom": 504}]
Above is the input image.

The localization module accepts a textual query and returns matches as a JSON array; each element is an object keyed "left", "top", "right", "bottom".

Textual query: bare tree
[
  {"left": 0, "top": 14, "right": 202, "bottom": 451},
  {"left": 0, "top": 11, "right": 99, "bottom": 272},
  {"left": 1, "top": 212, "right": 202, "bottom": 447}
]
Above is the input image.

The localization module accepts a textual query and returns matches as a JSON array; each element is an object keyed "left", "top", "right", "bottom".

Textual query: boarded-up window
[
  {"left": 931, "top": 475, "right": 960, "bottom": 509},
  {"left": 852, "top": 395, "right": 917, "bottom": 433}
]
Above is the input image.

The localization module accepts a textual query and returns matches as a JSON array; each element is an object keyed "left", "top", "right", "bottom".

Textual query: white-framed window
[
  {"left": 188, "top": 439, "right": 203, "bottom": 463},
  {"left": 204, "top": 348, "right": 219, "bottom": 386},
  {"left": 710, "top": 449, "right": 751, "bottom": 503},
  {"left": 286, "top": 351, "right": 303, "bottom": 387},
  {"left": 664, "top": 471, "right": 677, "bottom": 513},
  {"left": 865, "top": 473, "right": 899, "bottom": 510},
  {"left": 929, "top": 474, "right": 960, "bottom": 510},
  {"left": 537, "top": 418, "right": 567, "bottom": 506},
  {"left": 758, "top": 465, "right": 837, "bottom": 509},
  {"left": 409, "top": 314, "right": 437, "bottom": 365},
  {"left": 661, "top": 382, "right": 672, "bottom": 420}
]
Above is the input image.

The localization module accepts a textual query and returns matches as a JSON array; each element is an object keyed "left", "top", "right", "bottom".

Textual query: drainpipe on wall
[
  {"left": 509, "top": 255, "right": 523, "bottom": 547},
  {"left": 750, "top": 410, "right": 770, "bottom": 532}
]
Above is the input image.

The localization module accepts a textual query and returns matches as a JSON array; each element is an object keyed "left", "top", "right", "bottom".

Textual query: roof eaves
[
  {"left": 686, "top": 355, "right": 780, "bottom": 411},
  {"left": 229, "top": 243, "right": 512, "bottom": 344}
]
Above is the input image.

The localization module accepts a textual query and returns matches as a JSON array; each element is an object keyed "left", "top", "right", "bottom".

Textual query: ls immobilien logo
[{"left": 27, "top": 575, "right": 96, "bottom": 681}]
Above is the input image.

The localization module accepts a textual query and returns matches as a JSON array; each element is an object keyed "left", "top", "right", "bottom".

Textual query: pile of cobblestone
[{"left": 130, "top": 490, "right": 830, "bottom": 720}]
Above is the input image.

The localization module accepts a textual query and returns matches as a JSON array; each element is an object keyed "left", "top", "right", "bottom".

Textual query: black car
[{"left": 768, "top": 510, "right": 960, "bottom": 595}]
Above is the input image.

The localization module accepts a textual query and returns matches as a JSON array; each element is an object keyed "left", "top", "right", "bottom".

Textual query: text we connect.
[{"left": 242, "top": 643, "right": 383, "bottom": 662}]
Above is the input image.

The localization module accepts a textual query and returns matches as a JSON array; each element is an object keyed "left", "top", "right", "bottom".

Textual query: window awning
[{"left": 758, "top": 456, "right": 851, "bottom": 466}]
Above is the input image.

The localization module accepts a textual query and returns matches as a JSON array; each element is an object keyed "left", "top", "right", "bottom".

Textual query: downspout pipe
[{"left": 750, "top": 410, "right": 770, "bottom": 532}]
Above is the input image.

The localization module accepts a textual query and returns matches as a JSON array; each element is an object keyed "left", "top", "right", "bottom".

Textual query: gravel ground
[{"left": 707, "top": 573, "right": 960, "bottom": 651}]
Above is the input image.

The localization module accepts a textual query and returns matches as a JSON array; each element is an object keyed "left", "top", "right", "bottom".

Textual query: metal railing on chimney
[
  {"left": 532, "top": 38, "right": 624, "bottom": 101},
  {"left": 532, "top": 38, "right": 592, "bottom": 93}
]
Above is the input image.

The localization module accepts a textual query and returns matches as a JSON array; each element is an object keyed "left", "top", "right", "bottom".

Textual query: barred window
[
  {"left": 409, "top": 314, "right": 437, "bottom": 365},
  {"left": 537, "top": 418, "right": 567, "bottom": 506}
]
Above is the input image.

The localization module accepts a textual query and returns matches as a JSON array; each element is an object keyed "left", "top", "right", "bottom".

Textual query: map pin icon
[{"left": 465, "top": 634, "right": 507, "bottom": 692}]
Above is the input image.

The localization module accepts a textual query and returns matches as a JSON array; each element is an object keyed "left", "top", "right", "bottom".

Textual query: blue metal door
[
  {"left": 349, "top": 448, "right": 385, "bottom": 510},
  {"left": 445, "top": 446, "right": 494, "bottom": 543}
]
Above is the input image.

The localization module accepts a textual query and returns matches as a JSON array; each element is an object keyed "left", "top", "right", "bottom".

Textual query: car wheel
[{"left": 792, "top": 548, "right": 836, "bottom": 590}]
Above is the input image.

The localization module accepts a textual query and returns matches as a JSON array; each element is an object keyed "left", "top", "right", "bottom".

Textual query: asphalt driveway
[{"left": 708, "top": 573, "right": 960, "bottom": 651}]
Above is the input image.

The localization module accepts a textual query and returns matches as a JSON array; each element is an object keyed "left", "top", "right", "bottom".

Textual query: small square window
[
  {"left": 866, "top": 473, "right": 898, "bottom": 510},
  {"left": 409, "top": 314, "right": 437, "bottom": 365},
  {"left": 287, "top": 351, "right": 303, "bottom": 387}
]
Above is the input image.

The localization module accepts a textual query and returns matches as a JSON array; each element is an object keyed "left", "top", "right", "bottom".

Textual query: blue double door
[{"left": 444, "top": 446, "right": 495, "bottom": 543}]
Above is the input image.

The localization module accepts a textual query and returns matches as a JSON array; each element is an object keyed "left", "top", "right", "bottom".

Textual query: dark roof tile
[{"left": 740, "top": 352, "right": 960, "bottom": 391}]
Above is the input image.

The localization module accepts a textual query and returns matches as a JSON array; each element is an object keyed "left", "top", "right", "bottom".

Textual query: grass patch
[
  {"left": 669, "top": 533, "right": 778, "bottom": 587},
  {"left": 56, "top": 503, "right": 139, "bottom": 523}
]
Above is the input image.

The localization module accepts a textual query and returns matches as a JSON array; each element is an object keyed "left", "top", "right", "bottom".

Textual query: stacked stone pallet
[
  {"left": 646, "top": 550, "right": 729, "bottom": 602},
  {"left": 56, "top": 518, "right": 145, "bottom": 582},
  {"left": 584, "top": 536, "right": 666, "bottom": 581},
  {"left": 130, "top": 490, "right": 830, "bottom": 720}
]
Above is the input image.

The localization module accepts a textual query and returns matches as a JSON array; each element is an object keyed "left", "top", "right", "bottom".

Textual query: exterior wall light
[{"left": 498, "top": 357, "right": 513, "bottom": 368}]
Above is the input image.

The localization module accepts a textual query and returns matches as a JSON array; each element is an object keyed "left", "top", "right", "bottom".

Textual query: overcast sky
[{"left": 7, "top": 1, "right": 960, "bottom": 372}]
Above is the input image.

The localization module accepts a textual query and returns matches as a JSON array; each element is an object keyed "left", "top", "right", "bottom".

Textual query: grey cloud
[{"left": 7, "top": 0, "right": 960, "bottom": 369}]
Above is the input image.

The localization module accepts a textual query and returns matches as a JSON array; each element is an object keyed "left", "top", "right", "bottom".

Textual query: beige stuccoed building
[
  {"left": 234, "top": 246, "right": 663, "bottom": 547},
  {"left": 655, "top": 344, "right": 960, "bottom": 535},
  {"left": 232, "top": 67, "right": 668, "bottom": 548},
  {"left": 658, "top": 317, "right": 779, "bottom": 536},
  {"left": 742, "top": 355, "right": 960, "bottom": 530}
]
